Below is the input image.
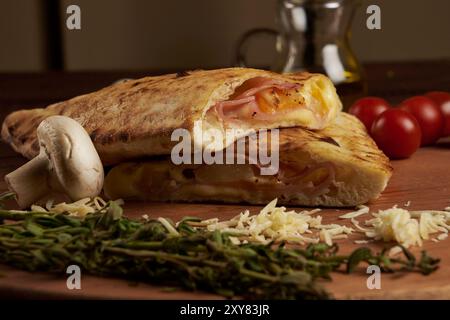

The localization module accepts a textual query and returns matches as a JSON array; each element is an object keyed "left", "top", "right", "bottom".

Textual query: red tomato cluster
[{"left": 349, "top": 91, "right": 450, "bottom": 159}]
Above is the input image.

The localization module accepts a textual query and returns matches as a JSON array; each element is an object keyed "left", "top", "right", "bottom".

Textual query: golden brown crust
[
  {"left": 275, "top": 112, "right": 393, "bottom": 177},
  {"left": 2, "top": 68, "right": 336, "bottom": 165}
]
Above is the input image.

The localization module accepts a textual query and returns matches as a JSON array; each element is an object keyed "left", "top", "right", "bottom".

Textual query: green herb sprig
[{"left": 0, "top": 192, "right": 440, "bottom": 299}]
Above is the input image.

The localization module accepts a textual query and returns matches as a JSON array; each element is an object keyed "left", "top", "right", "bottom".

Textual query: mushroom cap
[{"left": 37, "top": 116, "right": 104, "bottom": 201}]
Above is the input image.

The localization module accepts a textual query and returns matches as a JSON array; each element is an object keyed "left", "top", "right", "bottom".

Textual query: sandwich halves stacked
[{"left": 2, "top": 68, "right": 392, "bottom": 207}]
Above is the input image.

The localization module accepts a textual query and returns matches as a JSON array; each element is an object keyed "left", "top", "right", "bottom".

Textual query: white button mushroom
[{"left": 5, "top": 116, "right": 104, "bottom": 208}]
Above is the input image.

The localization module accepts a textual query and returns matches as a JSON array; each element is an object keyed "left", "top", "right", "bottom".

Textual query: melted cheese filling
[
  {"left": 209, "top": 76, "right": 340, "bottom": 129},
  {"left": 104, "top": 161, "right": 335, "bottom": 201}
]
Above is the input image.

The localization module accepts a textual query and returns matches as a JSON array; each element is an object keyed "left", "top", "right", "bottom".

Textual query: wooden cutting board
[{"left": 0, "top": 145, "right": 449, "bottom": 299}]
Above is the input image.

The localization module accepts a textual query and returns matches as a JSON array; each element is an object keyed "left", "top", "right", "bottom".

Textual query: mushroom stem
[{"left": 5, "top": 154, "right": 51, "bottom": 208}]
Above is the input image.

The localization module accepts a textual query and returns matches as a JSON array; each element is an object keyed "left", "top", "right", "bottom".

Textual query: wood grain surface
[
  {"left": 0, "top": 63, "right": 449, "bottom": 299},
  {"left": 0, "top": 146, "right": 449, "bottom": 300}
]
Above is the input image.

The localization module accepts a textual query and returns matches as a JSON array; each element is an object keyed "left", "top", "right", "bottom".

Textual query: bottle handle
[{"left": 235, "top": 28, "right": 281, "bottom": 69}]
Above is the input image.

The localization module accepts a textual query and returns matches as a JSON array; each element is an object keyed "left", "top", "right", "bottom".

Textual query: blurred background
[{"left": 1, "top": 0, "right": 449, "bottom": 72}]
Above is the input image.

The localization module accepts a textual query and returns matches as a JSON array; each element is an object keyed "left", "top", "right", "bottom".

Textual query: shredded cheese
[
  {"left": 158, "top": 217, "right": 180, "bottom": 236},
  {"left": 31, "top": 197, "right": 109, "bottom": 217},
  {"left": 365, "top": 208, "right": 423, "bottom": 247},
  {"left": 202, "top": 199, "right": 352, "bottom": 245},
  {"left": 350, "top": 207, "right": 450, "bottom": 249},
  {"left": 194, "top": 201, "right": 450, "bottom": 249},
  {"left": 437, "top": 233, "right": 448, "bottom": 241},
  {"left": 351, "top": 218, "right": 371, "bottom": 232},
  {"left": 389, "top": 246, "right": 403, "bottom": 257},
  {"left": 339, "top": 205, "right": 369, "bottom": 219},
  {"left": 29, "top": 197, "right": 449, "bottom": 250}
]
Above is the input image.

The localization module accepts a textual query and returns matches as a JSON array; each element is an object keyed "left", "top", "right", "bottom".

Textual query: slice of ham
[
  {"left": 233, "top": 77, "right": 299, "bottom": 99},
  {"left": 215, "top": 96, "right": 257, "bottom": 120},
  {"left": 214, "top": 77, "right": 300, "bottom": 121}
]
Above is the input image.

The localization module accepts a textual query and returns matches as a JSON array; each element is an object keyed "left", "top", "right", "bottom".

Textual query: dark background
[{"left": 1, "top": 0, "right": 449, "bottom": 72}]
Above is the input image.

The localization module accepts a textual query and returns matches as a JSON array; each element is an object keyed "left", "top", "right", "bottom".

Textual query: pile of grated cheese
[
  {"left": 365, "top": 208, "right": 424, "bottom": 248},
  {"left": 340, "top": 205, "right": 450, "bottom": 250},
  {"left": 196, "top": 199, "right": 450, "bottom": 249},
  {"left": 200, "top": 199, "right": 353, "bottom": 245},
  {"left": 30, "top": 197, "right": 110, "bottom": 217}
]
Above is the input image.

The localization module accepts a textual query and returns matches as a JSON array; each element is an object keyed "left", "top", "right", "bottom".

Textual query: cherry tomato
[
  {"left": 348, "top": 97, "right": 391, "bottom": 131},
  {"left": 371, "top": 109, "right": 421, "bottom": 159},
  {"left": 425, "top": 91, "right": 450, "bottom": 137},
  {"left": 399, "top": 96, "right": 444, "bottom": 146}
]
